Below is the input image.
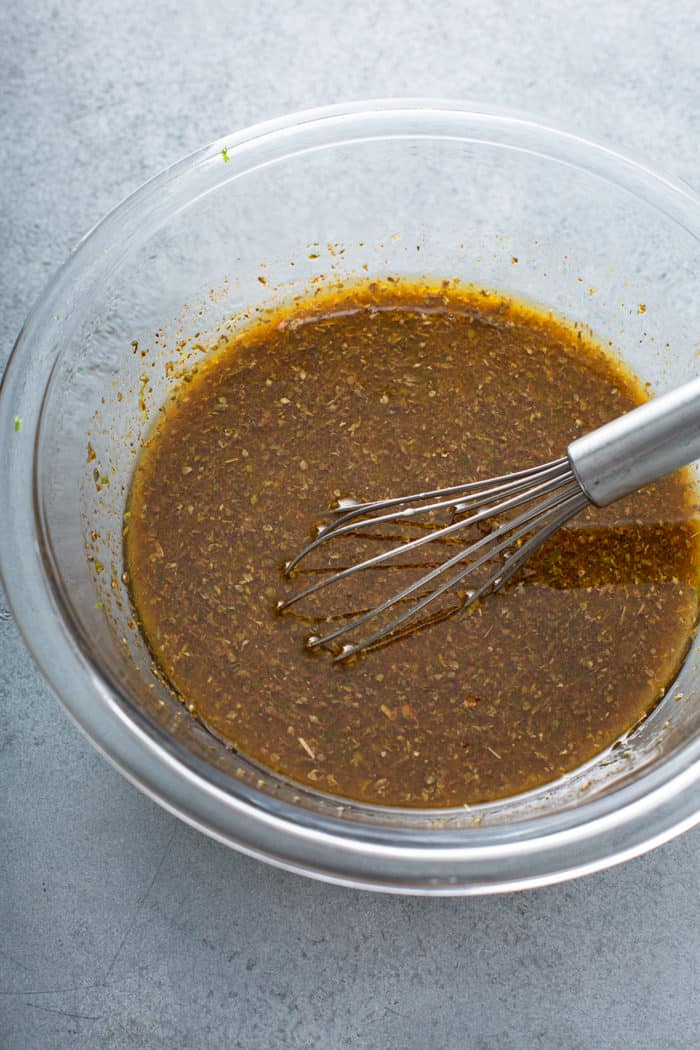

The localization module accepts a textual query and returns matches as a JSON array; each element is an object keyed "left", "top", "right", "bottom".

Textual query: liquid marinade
[{"left": 125, "top": 280, "right": 699, "bottom": 806}]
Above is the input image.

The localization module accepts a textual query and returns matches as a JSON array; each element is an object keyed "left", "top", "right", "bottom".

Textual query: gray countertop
[{"left": 2, "top": 2, "right": 699, "bottom": 1047}]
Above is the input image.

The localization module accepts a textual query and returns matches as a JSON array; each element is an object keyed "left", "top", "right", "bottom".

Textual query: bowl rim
[{"left": 3, "top": 97, "right": 700, "bottom": 894}]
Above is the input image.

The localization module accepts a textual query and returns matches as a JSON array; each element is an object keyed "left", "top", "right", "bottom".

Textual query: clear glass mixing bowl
[{"left": 3, "top": 100, "right": 700, "bottom": 894}]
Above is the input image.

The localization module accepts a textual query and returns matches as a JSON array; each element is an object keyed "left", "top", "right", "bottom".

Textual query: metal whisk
[{"left": 280, "top": 377, "right": 700, "bottom": 660}]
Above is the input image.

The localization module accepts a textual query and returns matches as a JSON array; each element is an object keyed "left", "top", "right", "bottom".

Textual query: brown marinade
[{"left": 125, "top": 280, "right": 699, "bottom": 807}]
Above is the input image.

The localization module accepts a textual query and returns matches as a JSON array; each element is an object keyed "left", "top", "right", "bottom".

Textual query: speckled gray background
[{"left": 2, "top": 2, "right": 699, "bottom": 1047}]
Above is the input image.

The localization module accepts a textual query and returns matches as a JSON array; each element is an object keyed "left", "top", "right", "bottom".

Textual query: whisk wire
[
  {"left": 323, "top": 457, "right": 570, "bottom": 530},
  {"left": 285, "top": 457, "right": 570, "bottom": 575},
  {"left": 279, "top": 454, "right": 591, "bottom": 658},
  {"left": 281, "top": 465, "right": 579, "bottom": 612},
  {"left": 308, "top": 482, "right": 587, "bottom": 659}
]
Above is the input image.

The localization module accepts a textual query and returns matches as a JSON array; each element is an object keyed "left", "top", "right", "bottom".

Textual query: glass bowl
[{"left": 3, "top": 99, "right": 700, "bottom": 894}]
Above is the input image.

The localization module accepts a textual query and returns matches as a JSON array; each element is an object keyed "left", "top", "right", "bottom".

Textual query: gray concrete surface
[{"left": 2, "top": 1, "right": 699, "bottom": 1047}]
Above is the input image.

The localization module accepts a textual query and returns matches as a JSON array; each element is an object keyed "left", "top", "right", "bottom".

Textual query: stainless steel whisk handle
[{"left": 568, "top": 376, "right": 700, "bottom": 507}]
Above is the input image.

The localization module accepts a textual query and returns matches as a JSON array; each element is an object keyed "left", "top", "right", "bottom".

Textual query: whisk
[{"left": 280, "top": 377, "right": 700, "bottom": 660}]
